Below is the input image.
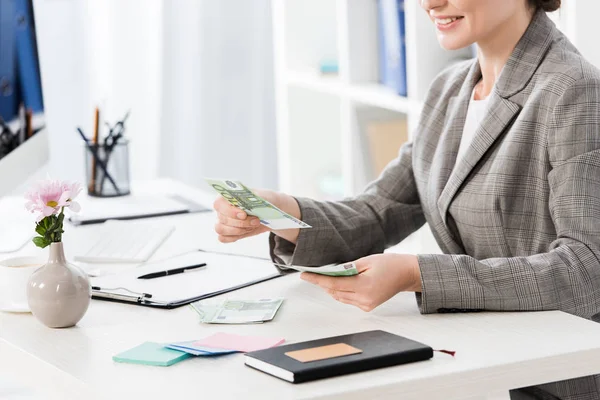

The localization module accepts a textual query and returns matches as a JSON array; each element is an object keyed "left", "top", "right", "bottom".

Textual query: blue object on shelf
[
  {"left": 378, "top": 0, "right": 407, "bottom": 97},
  {"left": 0, "top": 0, "right": 18, "bottom": 122},
  {"left": 14, "top": 0, "right": 43, "bottom": 113},
  {"left": 319, "top": 61, "right": 339, "bottom": 75}
]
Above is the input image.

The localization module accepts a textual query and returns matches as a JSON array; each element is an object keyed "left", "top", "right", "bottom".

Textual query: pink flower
[{"left": 25, "top": 179, "right": 83, "bottom": 221}]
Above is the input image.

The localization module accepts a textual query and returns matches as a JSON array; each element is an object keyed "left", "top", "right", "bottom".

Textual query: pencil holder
[{"left": 84, "top": 139, "right": 131, "bottom": 197}]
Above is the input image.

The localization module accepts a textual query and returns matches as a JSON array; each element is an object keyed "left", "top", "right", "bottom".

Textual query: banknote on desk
[
  {"left": 190, "top": 298, "right": 284, "bottom": 324},
  {"left": 205, "top": 178, "right": 311, "bottom": 230}
]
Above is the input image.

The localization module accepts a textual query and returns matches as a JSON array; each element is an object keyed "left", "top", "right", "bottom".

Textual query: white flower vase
[{"left": 26, "top": 242, "right": 91, "bottom": 328}]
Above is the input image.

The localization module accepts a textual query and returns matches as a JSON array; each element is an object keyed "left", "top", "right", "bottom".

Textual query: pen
[
  {"left": 100, "top": 109, "right": 130, "bottom": 192},
  {"left": 76, "top": 127, "right": 122, "bottom": 195},
  {"left": 18, "top": 104, "right": 25, "bottom": 145},
  {"left": 137, "top": 263, "right": 207, "bottom": 280},
  {"left": 90, "top": 107, "right": 100, "bottom": 194}
]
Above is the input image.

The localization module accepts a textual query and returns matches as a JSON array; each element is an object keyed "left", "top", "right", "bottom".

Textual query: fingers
[
  {"left": 214, "top": 223, "right": 254, "bottom": 237},
  {"left": 300, "top": 272, "right": 358, "bottom": 292},
  {"left": 326, "top": 288, "right": 373, "bottom": 312},
  {"left": 326, "top": 288, "right": 359, "bottom": 304},
  {"left": 215, "top": 221, "right": 269, "bottom": 243},
  {"left": 213, "top": 197, "right": 262, "bottom": 233},
  {"left": 217, "top": 212, "right": 261, "bottom": 229},
  {"left": 353, "top": 257, "right": 373, "bottom": 274},
  {"left": 213, "top": 197, "right": 247, "bottom": 220}
]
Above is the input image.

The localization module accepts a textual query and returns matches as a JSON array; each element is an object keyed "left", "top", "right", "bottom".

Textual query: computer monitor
[{"left": 0, "top": 0, "right": 49, "bottom": 197}]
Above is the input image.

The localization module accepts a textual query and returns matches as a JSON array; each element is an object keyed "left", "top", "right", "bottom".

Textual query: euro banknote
[
  {"left": 190, "top": 298, "right": 284, "bottom": 324},
  {"left": 276, "top": 261, "right": 359, "bottom": 277},
  {"left": 206, "top": 178, "right": 311, "bottom": 230}
]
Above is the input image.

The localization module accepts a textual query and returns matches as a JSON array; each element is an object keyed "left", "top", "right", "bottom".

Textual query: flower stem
[{"left": 52, "top": 208, "right": 65, "bottom": 243}]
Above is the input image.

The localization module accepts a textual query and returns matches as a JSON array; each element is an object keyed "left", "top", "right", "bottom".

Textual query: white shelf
[
  {"left": 273, "top": 0, "right": 472, "bottom": 200},
  {"left": 286, "top": 71, "right": 422, "bottom": 115},
  {"left": 285, "top": 70, "right": 343, "bottom": 96},
  {"left": 347, "top": 83, "right": 422, "bottom": 114}
]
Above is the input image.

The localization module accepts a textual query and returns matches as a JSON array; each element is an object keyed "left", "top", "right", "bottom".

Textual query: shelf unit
[
  {"left": 272, "top": 0, "right": 472, "bottom": 199},
  {"left": 271, "top": 0, "right": 575, "bottom": 253}
]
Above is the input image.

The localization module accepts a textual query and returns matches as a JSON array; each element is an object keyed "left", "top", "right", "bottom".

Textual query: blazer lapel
[
  {"left": 437, "top": 96, "right": 521, "bottom": 225},
  {"left": 435, "top": 9, "right": 556, "bottom": 229},
  {"left": 428, "top": 62, "right": 479, "bottom": 212}
]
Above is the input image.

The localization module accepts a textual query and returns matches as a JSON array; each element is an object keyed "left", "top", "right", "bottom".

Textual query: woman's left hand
[{"left": 300, "top": 254, "right": 422, "bottom": 312}]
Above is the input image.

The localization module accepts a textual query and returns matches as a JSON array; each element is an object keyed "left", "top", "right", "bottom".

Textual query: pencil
[
  {"left": 90, "top": 107, "right": 100, "bottom": 194},
  {"left": 26, "top": 109, "right": 32, "bottom": 138},
  {"left": 77, "top": 127, "right": 121, "bottom": 195}
]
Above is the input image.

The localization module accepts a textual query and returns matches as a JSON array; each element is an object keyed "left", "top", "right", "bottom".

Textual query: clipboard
[{"left": 90, "top": 251, "right": 286, "bottom": 309}]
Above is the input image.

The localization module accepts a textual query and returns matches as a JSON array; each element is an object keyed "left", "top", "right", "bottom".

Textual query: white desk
[{"left": 2, "top": 179, "right": 600, "bottom": 400}]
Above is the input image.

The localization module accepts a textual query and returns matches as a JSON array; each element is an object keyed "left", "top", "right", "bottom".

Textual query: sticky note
[
  {"left": 166, "top": 341, "right": 237, "bottom": 356},
  {"left": 194, "top": 332, "right": 285, "bottom": 353},
  {"left": 113, "top": 342, "right": 191, "bottom": 366},
  {"left": 285, "top": 343, "right": 362, "bottom": 363}
]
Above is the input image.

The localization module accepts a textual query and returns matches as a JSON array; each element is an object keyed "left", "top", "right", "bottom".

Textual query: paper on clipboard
[{"left": 90, "top": 251, "right": 281, "bottom": 306}]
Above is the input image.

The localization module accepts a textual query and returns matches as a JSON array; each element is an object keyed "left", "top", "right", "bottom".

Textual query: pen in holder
[{"left": 84, "top": 139, "right": 131, "bottom": 197}]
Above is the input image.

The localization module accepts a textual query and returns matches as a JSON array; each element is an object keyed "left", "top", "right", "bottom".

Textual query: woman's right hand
[{"left": 213, "top": 189, "right": 301, "bottom": 244}]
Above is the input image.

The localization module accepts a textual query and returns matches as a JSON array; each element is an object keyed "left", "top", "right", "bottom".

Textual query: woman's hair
[{"left": 528, "top": 0, "right": 561, "bottom": 12}]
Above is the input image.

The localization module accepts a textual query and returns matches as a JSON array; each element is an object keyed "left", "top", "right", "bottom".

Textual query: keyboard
[{"left": 74, "top": 221, "right": 175, "bottom": 263}]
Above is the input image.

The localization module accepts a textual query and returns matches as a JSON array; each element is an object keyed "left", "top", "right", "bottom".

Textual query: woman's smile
[{"left": 433, "top": 15, "right": 465, "bottom": 31}]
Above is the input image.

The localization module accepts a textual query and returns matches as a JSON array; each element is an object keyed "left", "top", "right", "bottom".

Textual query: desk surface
[{"left": 2, "top": 179, "right": 600, "bottom": 400}]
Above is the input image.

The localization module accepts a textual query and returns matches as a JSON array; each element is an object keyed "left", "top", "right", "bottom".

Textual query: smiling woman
[
  {"left": 422, "top": 0, "right": 540, "bottom": 54},
  {"left": 215, "top": 0, "right": 599, "bottom": 399}
]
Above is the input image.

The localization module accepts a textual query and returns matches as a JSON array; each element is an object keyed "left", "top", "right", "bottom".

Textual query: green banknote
[
  {"left": 190, "top": 298, "right": 284, "bottom": 324},
  {"left": 205, "top": 178, "right": 311, "bottom": 230},
  {"left": 276, "top": 261, "right": 359, "bottom": 277}
]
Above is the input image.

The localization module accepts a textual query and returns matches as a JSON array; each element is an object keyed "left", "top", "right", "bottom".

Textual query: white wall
[
  {"left": 33, "top": 0, "right": 90, "bottom": 182},
  {"left": 84, "top": 0, "right": 164, "bottom": 181},
  {"left": 561, "top": 0, "right": 600, "bottom": 69},
  {"left": 34, "top": 0, "right": 163, "bottom": 183},
  {"left": 159, "top": 0, "right": 278, "bottom": 189},
  {"left": 33, "top": 0, "right": 277, "bottom": 190}
]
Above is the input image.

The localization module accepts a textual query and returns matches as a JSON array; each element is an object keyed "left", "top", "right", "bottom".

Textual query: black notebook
[{"left": 244, "top": 330, "right": 433, "bottom": 383}]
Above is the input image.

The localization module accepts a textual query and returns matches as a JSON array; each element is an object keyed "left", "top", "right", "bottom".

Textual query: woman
[{"left": 214, "top": 0, "right": 600, "bottom": 398}]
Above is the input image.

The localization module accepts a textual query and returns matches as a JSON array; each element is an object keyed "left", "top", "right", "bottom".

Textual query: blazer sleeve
[
  {"left": 270, "top": 141, "right": 426, "bottom": 267},
  {"left": 417, "top": 77, "right": 600, "bottom": 320}
]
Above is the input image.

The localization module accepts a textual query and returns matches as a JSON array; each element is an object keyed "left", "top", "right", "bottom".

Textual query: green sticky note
[{"left": 113, "top": 342, "right": 191, "bottom": 367}]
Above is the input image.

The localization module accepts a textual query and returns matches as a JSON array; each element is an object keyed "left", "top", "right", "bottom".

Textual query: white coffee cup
[{"left": 0, "top": 256, "right": 45, "bottom": 313}]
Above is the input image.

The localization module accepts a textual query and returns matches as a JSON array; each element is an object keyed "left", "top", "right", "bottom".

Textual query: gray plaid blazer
[{"left": 271, "top": 10, "right": 600, "bottom": 400}]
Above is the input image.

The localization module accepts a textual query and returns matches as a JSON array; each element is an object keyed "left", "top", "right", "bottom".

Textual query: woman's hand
[
  {"left": 300, "top": 254, "right": 422, "bottom": 312},
  {"left": 213, "top": 189, "right": 302, "bottom": 244}
]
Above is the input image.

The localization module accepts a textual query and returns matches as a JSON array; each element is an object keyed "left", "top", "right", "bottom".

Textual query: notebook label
[{"left": 285, "top": 343, "right": 362, "bottom": 363}]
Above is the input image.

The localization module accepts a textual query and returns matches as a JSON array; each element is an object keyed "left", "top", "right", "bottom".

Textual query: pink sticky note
[{"left": 194, "top": 332, "right": 285, "bottom": 353}]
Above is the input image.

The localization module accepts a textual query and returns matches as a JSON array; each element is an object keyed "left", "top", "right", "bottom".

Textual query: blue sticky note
[
  {"left": 113, "top": 342, "right": 191, "bottom": 366},
  {"left": 165, "top": 345, "right": 211, "bottom": 356},
  {"left": 167, "top": 341, "right": 238, "bottom": 356}
]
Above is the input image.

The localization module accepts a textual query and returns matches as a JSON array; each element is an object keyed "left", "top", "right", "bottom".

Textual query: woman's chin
[{"left": 437, "top": 37, "right": 475, "bottom": 52}]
